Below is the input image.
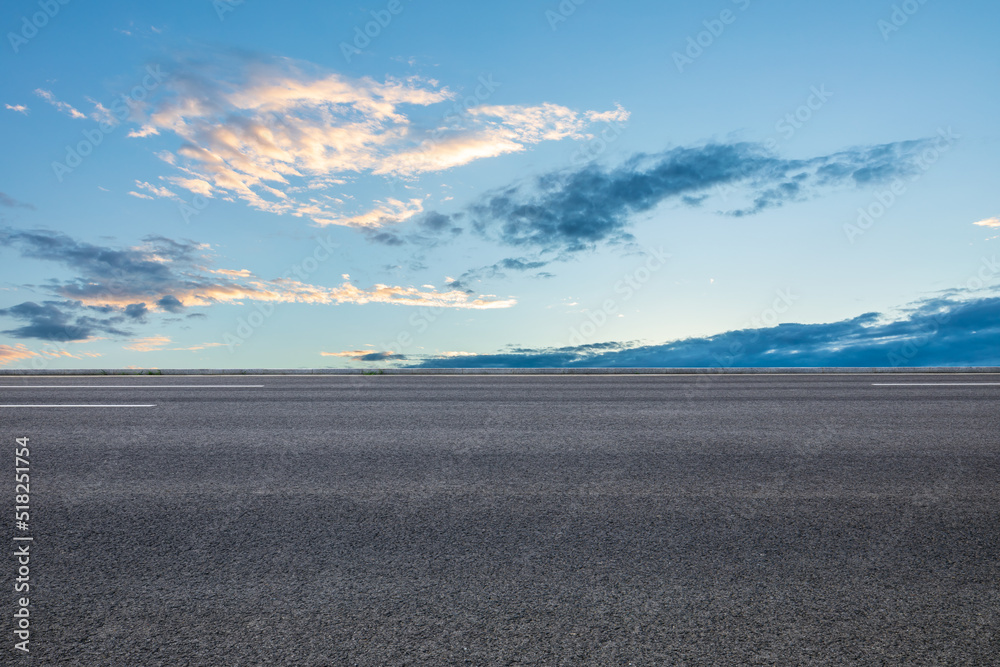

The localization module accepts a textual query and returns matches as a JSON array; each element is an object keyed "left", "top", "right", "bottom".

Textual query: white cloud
[
  {"left": 132, "top": 180, "right": 181, "bottom": 201},
  {"left": 86, "top": 97, "right": 116, "bottom": 124},
  {"left": 0, "top": 344, "right": 102, "bottom": 365},
  {"left": 309, "top": 198, "right": 424, "bottom": 228},
  {"left": 125, "top": 335, "right": 171, "bottom": 352},
  {"left": 5, "top": 104, "right": 29, "bottom": 115},
  {"left": 974, "top": 217, "right": 1000, "bottom": 228},
  {"left": 70, "top": 267, "right": 516, "bottom": 313},
  {"left": 0, "top": 344, "right": 37, "bottom": 366},
  {"left": 128, "top": 54, "right": 626, "bottom": 228},
  {"left": 34, "top": 89, "right": 86, "bottom": 119}
]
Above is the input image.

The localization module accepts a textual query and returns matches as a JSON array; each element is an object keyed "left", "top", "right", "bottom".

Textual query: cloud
[
  {"left": 0, "top": 192, "right": 34, "bottom": 210},
  {"left": 411, "top": 287, "right": 1000, "bottom": 368},
  {"left": 395, "top": 137, "right": 934, "bottom": 285},
  {"left": 0, "top": 344, "right": 102, "bottom": 367},
  {"left": 126, "top": 52, "right": 623, "bottom": 227},
  {"left": 0, "top": 228, "right": 515, "bottom": 340},
  {"left": 437, "top": 139, "right": 932, "bottom": 255},
  {"left": 312, "top": 198, "right": 424, "bottom": 228},
  {"left": 34, "top": 89, "right": 86, "bottom": 119},
  {"left": 124, "top": 303, "right": 149, "bottom": 320},
  {"left": 125, "top": 335, "right": 171, "bottom": 352},
  {"left": 374, "top": 104, "right": 630, "bottom": 176},
  {"left": 4, "top": 104, "right": 28, "bottom": 115},
  {"left": 974, "top": 217, "right": 1000, "bottom": 229},
  {"left": 0, "top": 300, "right": 133, "bottom": 341},
  {"left": 129, "top": 180, "right": 181, "bottom": 201},
  {"left": 444, "top": 255, "right": 553, "bottom": 291},
  {"left": 170, "top": 342, "right": 226, "bottom": 351},
  {"left": 156, "top": 295, "right": 185, "bottom": 313},
  {"left": 321, "top": 350, "right": 406, "bottom": 362},
  {"left": 497, "top": 257, "right": 548, "bottom": 271},
  {"left": 0, "top": 344, "right": 38, "bottom": 366}
]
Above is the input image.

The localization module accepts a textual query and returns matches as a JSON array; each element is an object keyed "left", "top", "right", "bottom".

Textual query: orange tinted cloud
[{"left": 130, "top": 56, "right": 626, "bottom": 227}]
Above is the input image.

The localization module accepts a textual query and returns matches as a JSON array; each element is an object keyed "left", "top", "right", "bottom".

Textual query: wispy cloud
[
  {"left": 321, "top": 350, "right": 406, "bottom": 362},
  {"left": 170, "top": 342, "right": 227, "bottom": 352},
  {"left": 0, "top": 300, "right": 134, "bottom": 341},
  {"left": 4, "top": 104, "right": 29, "bottom": 115},
  {"left": 312, "top": 198, "right": 424, "bottom": 228},
  {"left": 444, "top": 139, "right": 932, "bottom": 255},
  {"left": 0, "top": 343, "right": 101, "bottom": 367},
  {"left": 125, "top": 335, "right": 171, "bottom": 352},
  {"left": 34, "top": 89, "right": 86, "bottom": 119},
  {"left": 412, "top": 287, "right": 1000, "bottom": 368},
  {"left": 126, "top": 52, "right": 624, "bottom": 227},
  {"left": 128, "top": 180, "right": 181, "bottom": 201},
  {"left": 0, "top": 228, "right": 515, "bottom": 341},
  {"left": 974, "top": 217, "right": 1000, "bottom": 228},
  {"left": 397, "top": 138, "right": 932, "bottom": 285},
  {"left": 0, "top": 344, "right": 38, "bottom": 366},
  {"left": 124, "top": 335, "right": 227, "bottom": 352},
  {"left": 0, "top": 192, "right": 34, "bottom": 210}
]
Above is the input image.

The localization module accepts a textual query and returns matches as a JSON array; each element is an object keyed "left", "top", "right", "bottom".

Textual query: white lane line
[
  {"left": 0, "top": 404, "right": 157, "bottom": 408},
  {"left": 872, "top": 383, "right": 1000, "bottom": 386},
  {"left": 0, "top": 385, "right": 263, "bottom": 389}
]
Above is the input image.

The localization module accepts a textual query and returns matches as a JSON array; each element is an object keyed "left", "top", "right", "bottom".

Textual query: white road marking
[
  {"left": 0, "top": 404, "right": 157, "bottom": 408},
  {"left": 872, "top": 383, "right": 1000, "bottom": 386},
  {"left": 0, "top": 385, "right": 263, "bottom": 388}
]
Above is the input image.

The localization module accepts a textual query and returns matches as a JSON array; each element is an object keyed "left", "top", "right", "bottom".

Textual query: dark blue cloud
[
  {"left": 407, "top": 138, "right": 932, "bottom": 285},
  {"left": 0, "top": 300, "right": 132, "bottom": 342},
  {"left": 498, "top": 257, "right": 548, "bottom": 271},
  {"left": 0, "top": 228, "right": 234, "bottom": 340},
  {"left": 410, "top": 292, "right": 1000, "bottom": 368},
  {"left": 0, "top": 228, "right": 207, "bottom": 304},
  {"left": 0, "top": 192, "right": 34, "bottom": 210},
  {"left": 357, "top": 351, "right": 406, "bottom": 362},
  {"left": 124, "top": 303, "right": 149, "bottom": 320},
  {"left": 422, "top": 139, "right": 931, "bottom": 255},
  {"left": 157, "top": 295, "right": 185, "bottom": 313}
]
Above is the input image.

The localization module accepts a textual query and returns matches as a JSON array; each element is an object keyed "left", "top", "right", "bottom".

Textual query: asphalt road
[{"left": 2, "top": 374, "right": 999, "bottom": 665}]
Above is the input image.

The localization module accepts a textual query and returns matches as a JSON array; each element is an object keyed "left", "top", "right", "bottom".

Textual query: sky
[{"left": 1, "top": 0, "right": 998, "bottom": 369}]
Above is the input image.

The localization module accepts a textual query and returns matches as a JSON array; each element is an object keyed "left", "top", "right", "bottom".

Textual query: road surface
[{"left": 2, "top": 374, "right": 998, "bottom": 664}]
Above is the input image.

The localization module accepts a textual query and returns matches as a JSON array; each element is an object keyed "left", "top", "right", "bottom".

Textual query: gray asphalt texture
[{"left": 3, "top": 374, "right": 999, "bottom": 665}]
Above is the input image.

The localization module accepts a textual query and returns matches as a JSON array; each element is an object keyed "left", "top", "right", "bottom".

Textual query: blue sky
[{"left": 1, "top": 0, "right": 998, "bottom": 369}]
